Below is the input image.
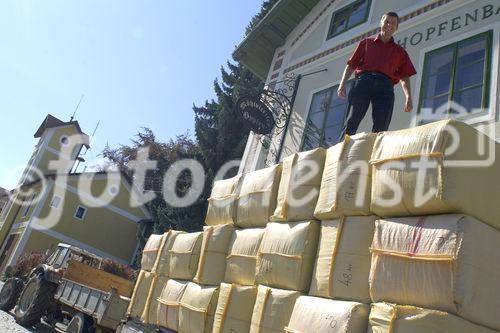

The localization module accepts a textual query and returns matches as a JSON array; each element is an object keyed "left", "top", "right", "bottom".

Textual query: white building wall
[{"left": 240, "top": 0, "right": 500, "bottom": 173}]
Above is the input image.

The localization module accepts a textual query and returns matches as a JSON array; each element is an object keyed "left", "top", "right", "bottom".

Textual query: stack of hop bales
[
  {"left": 156, "top": 230, "right": 203, "bottom": 332},
  {"left": 127, "top": 119, "right": 500, "bottom": 333},
  {"left": 143, "top": 230, "right": 184, "bottom": 327},
  {"left": 283, "top": 133, "right": 377, "bottom": 333},
  {"left": 127, "top": 233, "right": 164, "bottom": 321},
  {"left": 212, "top": 164, "right": 284, "bottom": 333},
  {"left": 154, "top": 164, "right": 283, "bottom": 333},
  {"left": 127, "top": 230, "right": 184, "bottom": 328},
  {"left": 234, "top": 149, "right": 322, "bottom": 333},
  {"left": 367, "top": 119, "right": 500, "bottom": 332}
]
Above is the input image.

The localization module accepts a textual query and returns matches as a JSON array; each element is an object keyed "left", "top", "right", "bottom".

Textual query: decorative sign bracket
[{"left": 236, "top": 69, "right": 327, "bottom": 166}]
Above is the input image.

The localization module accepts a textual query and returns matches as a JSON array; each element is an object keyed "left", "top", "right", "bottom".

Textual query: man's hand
[
  {"left": 404, "top": 98, "right": 413, "bottom": 113},
  {"left": 401, "top": 76, "right": 413, "bottom": 113},
  {"left": 337, "top": 84, "right": 347, "bottom": 99}
]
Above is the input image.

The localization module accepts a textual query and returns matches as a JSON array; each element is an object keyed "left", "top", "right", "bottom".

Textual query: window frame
[
  {"left": 417, "top": 30, "right": 492, "bottom": 124},
  {"left": 327, "top": 0, "right": 371, "bottom": 40},
  {"left": 300, "top": 81, "right": 353, "bottom": 150},
  {"left": 50, "top": 195, "right": 62, "bottom": 209},
  {"left": 21, "top": 192, "right": 37, "bottom": 219},
  {"left": 74, "top": 205, "right": 87, "bottom": 221}
]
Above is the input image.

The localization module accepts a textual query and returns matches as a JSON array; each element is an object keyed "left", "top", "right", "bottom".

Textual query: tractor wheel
[
  {"left": 66, "top": 312, "right": 94, "bottom": 333},
  {"left": 0, "top": 277, "right": 25, "bottom": 311},
  {"left": 14, "top": 275, "right": 57, "bottom": 326}
]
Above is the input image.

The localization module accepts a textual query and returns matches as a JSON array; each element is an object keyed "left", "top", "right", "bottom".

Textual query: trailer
[{"left": 54, "top": 259, "right": 134, "bottom": 333}]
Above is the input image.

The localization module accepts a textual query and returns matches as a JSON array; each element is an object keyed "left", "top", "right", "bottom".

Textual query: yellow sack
[
  {"left": 212, "top": 283, "right": 257, "bottom": 333},
  {"left": 314, "top": 132, "right": 376, "bottom": 220},
  {"left": 224, "top": 228, "right": 265, "bottom": 286},
  {"left": 250, "top": 285, "right": 301, "bottom": 333},
  {"left": 370, "top": 215, "right": 500, "bottom": 330},
  {"left": 286, "top": 296, "right": 369, "bottom": 333},
  {"left": 152, "top": 230, "right": 185, "bottom": 276},
  {"left": 193, "top": 224, "right": 235, "bottom": 285},
  {"left": 157, "top": 279, "right": 189, "bottom": 331},
  {"left": 178, "top": 282, "right": 220, "bottom": 333},
  {"left": 141, "top": 234, "right": 164, "bottom": 271},
  {"left": 236, "top": 164, "right": 282, "bottom": 228},
  {"left": 256, "top": 221, "right": 320, "bottom": 292},
  {"left": 127, "top": 270, "right": 155, "bottom": 319},
  {"left": 271, "top": 148, "right": 326, "bottom": 222},
  {"left": 370, "top": 120, "right": 500, "bottom": 231},
  {"left": 309, "top": 216, "right": 375, "bottom": 303},
  {"left": 368, "top": 302, "right": 499, "bottom": 333},
  {"left": 169, "top": 232, "right": 203, "bottom": 280},
  {"left": 205, "top": 174, "right": 241, "bottom": 226},
  {"left": 141, "top": 275, "right": 169, "bottom": 324}
]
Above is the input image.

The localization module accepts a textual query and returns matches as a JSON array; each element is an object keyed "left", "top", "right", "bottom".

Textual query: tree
[
  {"left": 245, "top": 0, "right": 280, "bottom": 36},
  {"left": 101, "top": 129, "right": 206, "bottom": 233}
]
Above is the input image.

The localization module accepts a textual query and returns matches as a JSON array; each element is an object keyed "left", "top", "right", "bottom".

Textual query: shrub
[
  {"left": 100, "top": 258, "right": 137, "bottom": 281},
  {"left": 10, "top": 252, "right": 47, "bottom": 279}
]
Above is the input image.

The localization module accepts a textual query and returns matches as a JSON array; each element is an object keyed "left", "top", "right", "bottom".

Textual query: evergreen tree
[{"left": 245, "top": 0, "right": 280, "bottom": 36}]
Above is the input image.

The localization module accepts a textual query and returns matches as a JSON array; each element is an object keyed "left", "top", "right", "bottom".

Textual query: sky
[{"left": 0, "top": 0, "right": 262, "bottom": 190}]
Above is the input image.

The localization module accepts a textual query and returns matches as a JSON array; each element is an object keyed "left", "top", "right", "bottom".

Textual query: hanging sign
[{"left": 236, "top": 96, "right": 275, "bottom": 135}]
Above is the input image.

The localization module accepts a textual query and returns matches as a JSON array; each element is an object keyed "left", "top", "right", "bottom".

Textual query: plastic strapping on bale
[
  {"left": 370, "top": 248, "right": 456, "bottom": 261},
  {"left": 254, "top": 287, "right": 271, "bottom": 333},
  {"left": 157, "top": 299, "right": 181, "bottom": 307},
  {"left": 226, "top": 254, "right": 258, "bottom": 260},
  {"left": 207, "top": 194, "right": 233, "bottom": 202},
  {"left": 152, "top": 231, "right": 170, "bottom": 273},
  {"left": 196, "top": 226, "right": 214, "bottom": 282},
  {"left": 369, "top": 152, "right": 444, "bottom": 165},
  {"left": 237, "top": 189, "right": 273, "bottom": 198},
  {"left": 218, "top": 284, "right": 235, "bottom": 333},
  {"left": 281, "top": 153, "right": 298, "bottom": 220},
  {"left": 142, "top": 274, "right": 159, "bottom": 322},
  {"left": 258, "top": 251, "right": 303, "bottom": 259},
  {"left": 330, "top": 135, "right": 350, "bottom": 213},
  {"left": 179, "top": 301, "right": 208, "bottom": 313},
  {"left": 388, "top": 304, "right": 399, "bottom": 333},
  {"left": 327, "top": 216, "right": 346, "bottom": 298},
  {"left": 127, "top": 270, "right": 144, "bottom": 315}
]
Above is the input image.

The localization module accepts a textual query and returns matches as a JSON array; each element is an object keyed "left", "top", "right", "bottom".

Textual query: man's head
[{"left": 380, "top": 12, "right": 399, "bottom": 37}]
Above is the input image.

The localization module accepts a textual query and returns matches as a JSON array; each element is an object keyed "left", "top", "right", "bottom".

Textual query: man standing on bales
[{"left": 338, "top": 12, "right": 417, "bottom": 138}]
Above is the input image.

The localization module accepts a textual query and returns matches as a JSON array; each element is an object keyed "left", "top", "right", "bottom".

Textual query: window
[
  {"left": 418, "top": 31, "right": 492, "bottom": 124},
  {"left": 0, "top": 198, "right": 13, "bottom": 220},
  {"left": 50, "top": 195, "right": 62, "bottom": 209},
  {"left": 327, "top": 0, "right": 370, "bottom": 40},
  {"left": 59, "top": 135, "right": 69, "bottom": 146},
  {"left": 21, "top": 192, "right": 37, "bottom": 218},
  {"left": 74, "top": 205, "right": 87, "bottom": 220},
  {"left": 301, "top": 82, "right": 352, "bottom": 150}
]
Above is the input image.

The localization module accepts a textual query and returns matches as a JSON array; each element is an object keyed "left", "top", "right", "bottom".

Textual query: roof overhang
[{"left": 233, "top": 0, "right": 320, "bottom": 80}]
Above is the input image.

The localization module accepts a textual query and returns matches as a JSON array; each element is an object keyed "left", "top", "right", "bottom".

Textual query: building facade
[
  {"left": 0, "top": 115, "right": 151, "bottom": 272},
  {"left": 235, "top": 0, "right": 500, "bottom": 172}
]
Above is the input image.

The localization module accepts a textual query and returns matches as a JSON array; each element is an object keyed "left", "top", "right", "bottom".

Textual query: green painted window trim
[
  {"left": 327, "top": 0, "right": 371, "bottom": 40},
  {"left": 417, "top": 30, "right": 492, "bottom": 124},
  {"left": 300, "top": 81, "right": 352, "bottom": 151}
]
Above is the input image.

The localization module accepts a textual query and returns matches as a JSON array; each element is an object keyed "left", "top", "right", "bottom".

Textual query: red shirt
[{"left": 347, "top": 34, "right": 416, "bottom": 85}]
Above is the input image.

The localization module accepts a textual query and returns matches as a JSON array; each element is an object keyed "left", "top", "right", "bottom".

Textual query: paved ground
[{"left": 0, "top": 309, "right": 55, "bottom": 333}]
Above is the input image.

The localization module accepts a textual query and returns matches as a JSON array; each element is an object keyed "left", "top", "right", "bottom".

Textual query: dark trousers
[{"left": 340, "top": 72, "right": 395, "bottom": 139}]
